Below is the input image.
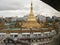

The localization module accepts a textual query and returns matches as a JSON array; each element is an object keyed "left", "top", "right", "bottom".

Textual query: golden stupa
[{"left": 21, "top": 1, "right": 43, "bottom": 28}]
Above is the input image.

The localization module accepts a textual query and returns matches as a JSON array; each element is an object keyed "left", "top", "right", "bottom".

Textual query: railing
[{"left": 0, "top": 37, "right": 7, "bottom": 43}]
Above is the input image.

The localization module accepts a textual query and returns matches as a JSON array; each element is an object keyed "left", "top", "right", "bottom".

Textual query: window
[
  {"left": 2, "top": 35, "right": 4, "bottom": 37},
  {"left": 0, "top": 35, "right": 1, "bottom": 37},
  {"left": 44, "top": 34, "right": 48, "bottom": 36},
  {"left": 10, "top": 35, "right": 13, "bottom": 38},
  {"left": 34, "top": 34, "right": 37, "bottom": 37},
  {"left": 27, "top": 34, "right": 30, "bottom": 37},
  {"left": 22, "top": 34, "right": 26, "bottom": 37},
  {"left": 38, "top": 34, "right": 41, "bottom": 36},
  {"left": 22, "top": 34, "right": 30, "bottom": 38},
  {"left": 14, "top": 35, "right": 18, "bottom": 37}
]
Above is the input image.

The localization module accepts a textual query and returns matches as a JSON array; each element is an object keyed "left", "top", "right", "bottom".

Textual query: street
[{"left": 0, "top": 43, "right": 22, "bottom": 45}]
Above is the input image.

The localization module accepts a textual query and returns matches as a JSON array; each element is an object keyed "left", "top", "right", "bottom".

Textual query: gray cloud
[
  {"left": 0, "top": 0, "right": 60, "bottom": 17},
  {"left": 0, "top": 0, "right": 30, "bottom": 10}
]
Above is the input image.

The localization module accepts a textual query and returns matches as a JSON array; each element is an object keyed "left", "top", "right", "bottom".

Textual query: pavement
[{"left": 0, "top": 43, "right": 22, "bottom": 45}]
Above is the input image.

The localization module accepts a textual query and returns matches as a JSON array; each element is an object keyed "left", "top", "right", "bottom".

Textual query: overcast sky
[{"left": 0, "top": 0, "right": 60, "bottom": 17}]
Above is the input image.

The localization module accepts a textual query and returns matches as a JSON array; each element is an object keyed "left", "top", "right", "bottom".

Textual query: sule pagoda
[{"left": 21, "top": 1, "right": 42, "bottom": 28}]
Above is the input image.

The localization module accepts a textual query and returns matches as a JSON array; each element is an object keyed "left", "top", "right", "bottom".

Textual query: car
[{"left": 4, "top": 37, "right": 14, "bottom": 43}]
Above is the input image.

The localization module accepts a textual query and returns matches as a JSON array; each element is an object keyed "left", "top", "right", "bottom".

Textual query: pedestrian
[
  {"left": 5, "top": 39, "right": 8, "bottom": 45},
  {"left": 14, "top": 37, "right": 17, "bottom": 45}
]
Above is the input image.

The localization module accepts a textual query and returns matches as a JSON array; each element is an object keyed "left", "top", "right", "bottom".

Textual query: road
[{"left": 0, "top": 43, "right": 22, "bottom": 45}]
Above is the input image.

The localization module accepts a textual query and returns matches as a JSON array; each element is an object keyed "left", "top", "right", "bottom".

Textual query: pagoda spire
[
  {"left": 27, "top": 0, "right": 36, "bottom": 22},
  {"left": 30, "top": 0, "right": 33, "bottom": 12},
  {"left": 30, "top": 0, "right": 34, "bottom": 16}
]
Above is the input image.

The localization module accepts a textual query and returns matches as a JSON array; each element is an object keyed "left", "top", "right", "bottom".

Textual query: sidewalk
[{"left": 0, "top": 43, "right": 21, "bottom": 45}]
